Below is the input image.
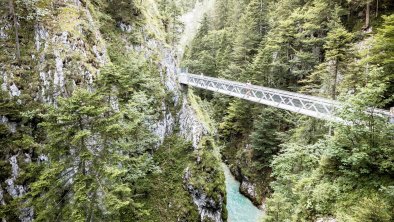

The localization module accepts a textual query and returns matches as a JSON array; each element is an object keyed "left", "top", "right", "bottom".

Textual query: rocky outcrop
[
  {"left": 239, "top": 177, "right": 262, "bottom": 207},
  {"left": 230, "top": 165, "right": 264, "bottom": 207},
  {"left": 0, "top": 3, "right": 108, "bottom": 221},
  {"left": 0, "top": 1, "right": 224, "bottom": 221},
  {"left": 184, "top": 167, "right": 224, "bottom": 222},
  {"left": 140, "top": 39, "right": 208, "bottom": 148},
  {"left": 4, "top": 155, "right": 34, "bottom": 222},
  {"left": 178, "top": 94, "right": 209, "bottom": 149}
]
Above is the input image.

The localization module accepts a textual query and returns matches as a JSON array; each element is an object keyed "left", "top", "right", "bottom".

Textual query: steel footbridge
[{"left": 178, "top": 72, "right": 393, "bottom": 123}]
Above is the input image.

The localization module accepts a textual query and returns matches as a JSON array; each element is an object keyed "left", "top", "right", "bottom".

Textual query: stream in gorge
[
  {"left": 178, "top": 1, "right": 264, "bottom": 221},
  {"left": 222, "top": 164, "right": 264, "bottom": 222}
]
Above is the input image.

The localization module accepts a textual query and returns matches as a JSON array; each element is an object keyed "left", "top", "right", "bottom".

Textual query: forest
[
  {"left": 0, "top": 0, "right": 393, "bottom": 221},
  {"left": 182, "top": 0, "right": 394, "bottom": 221}
]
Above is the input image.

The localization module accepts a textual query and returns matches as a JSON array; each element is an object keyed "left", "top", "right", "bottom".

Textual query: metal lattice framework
[{"left": 178, "top": 73, "right": 393, "bottom": 122}]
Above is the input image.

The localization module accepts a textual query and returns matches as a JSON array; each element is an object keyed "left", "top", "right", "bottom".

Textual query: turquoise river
[{"left": 223, "top": 164, "right": 264, "bottom": 222}]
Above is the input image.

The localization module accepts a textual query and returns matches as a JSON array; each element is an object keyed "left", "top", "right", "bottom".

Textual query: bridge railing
[{"left": 178, "top": 72, "right": 393, "bottom": 123}]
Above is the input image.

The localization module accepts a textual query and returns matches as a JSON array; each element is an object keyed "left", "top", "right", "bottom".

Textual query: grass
[
  {"left": 55, "top": 6, "right": 82, "bottom": 36},
  {"left": 187, "top": 89, "right": 215, "bottom": 133}
]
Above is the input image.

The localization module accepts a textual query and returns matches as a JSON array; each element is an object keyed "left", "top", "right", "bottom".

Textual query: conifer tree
[
  {"left": 213, "top": 0, "right": 229, "bottom": 30},
  {"left": 28, "top": 89, "right": 156, "bottom": 221},
  {"left": 158, "top": 0, "right": 183, "bottom": 45},
  {"left": 368, "top": 15, "right": 394, "bottom": 107},
  {"left": 232, "top": 0, "right": 265, "bottom": 68},
  {"left": 250, "top": 108, "right": 285, "bottom": 169},
  {"left": 219, "top": 100, "right": 254, "bottom": 141},
  {"left": 304, "top": 22, "right": 353, "bottom": 99}
]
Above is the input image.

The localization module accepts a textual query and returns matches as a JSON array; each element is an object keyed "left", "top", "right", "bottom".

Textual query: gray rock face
[
  {"left": 1, "top": 71, "right": 21, "bottom": 99},
  {"left": 142, "top": 41, "right": 207, "bottom": 149},
  {"left": 9, "top": 83, "right": 21, "bottom": 97},
  {"left": 230, "top": 166, "right": 263, "bottom": 206},
  {"left": 1, "top": 4, "right": 111, "bottom": 221},
  {"left": 117, "top": 21, "right": 133, "bottom": 33},
  {"left": 150, "top": 47, "right": 179, "bottom": 144},
  {"left": 4, "top": 155, "right": 34, "bottom": 222},
  {"left": 150, "top": 42, "right": 222, "bottom": 221},
  {"left": 184, "top": 167, "right": 224, "bottom": 222},
  {"left": 1, "top": 116, "right": 17, "bottom": 133},
  {"left": 0, "top": 22, "right": 10, "bottom": 39},
  {"left": 0, "top": 185, "right": 5, "bottom": 211},
  {"left": 239, "top": 178, "right": 259, "bottom": 205},
  {"left": 178, "top": 96, "right": 208, "bottom": 149},
  {"left": 0, "top": 1, "right": 222, "bottom": 221},
  {"left": 152, "top": 101, "right": 176, "bottom": 145}
]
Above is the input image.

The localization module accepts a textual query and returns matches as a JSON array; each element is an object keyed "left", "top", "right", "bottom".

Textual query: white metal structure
[{"left": 178, "top": 73, "right": 393, "bottom": 122}]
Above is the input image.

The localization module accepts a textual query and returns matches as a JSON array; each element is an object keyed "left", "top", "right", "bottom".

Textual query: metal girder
[{"left": 178, "top": 73, "right": 393, "bottom": 122}]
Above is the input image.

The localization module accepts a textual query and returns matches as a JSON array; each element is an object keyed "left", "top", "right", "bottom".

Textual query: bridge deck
[{"left": 178, "top": 73, "right": 392, "bottom": 122}]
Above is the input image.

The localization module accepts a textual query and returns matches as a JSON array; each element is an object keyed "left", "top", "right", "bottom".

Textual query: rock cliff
[{"left": 0, "top": 0, "right": 225, "bottom": 221}]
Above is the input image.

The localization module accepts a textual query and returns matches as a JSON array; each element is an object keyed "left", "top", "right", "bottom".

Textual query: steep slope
[
  {"left": 0, "top": 0, "right": 226, "bottom": 221},
  {"left": 182, "top": 0, "right": 394, "bottom": 221}
]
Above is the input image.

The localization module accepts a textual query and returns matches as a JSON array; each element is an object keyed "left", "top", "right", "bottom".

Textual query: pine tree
[
  {"left": 28, "top": 89, "right": 156, "bottom": 221},
  {"left": 368, "top": 14, "right": 394, "bottom": 108},
  {"left": 158, "top": 0, "right": 183, "bottom": 45},
  {"left": 232, "top": 0, "right": 266, "bottom": 68},
  {"left": 219, "top": 100, "right": 254, "bottom": 141},
  {"left": 250, "top": 108, "right": 285, "bottom": 169},
  {"left": 213, "top": 0, "right": 229, "bottom": 30},
  {"left": 304, "top": 22, "right": 353, "bottom": 99}
]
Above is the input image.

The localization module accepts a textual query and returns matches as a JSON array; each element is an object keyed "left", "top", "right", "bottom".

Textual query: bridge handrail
[
  {"left": 181, "top": 73, "right": 339, "bottom": 106},
  {"left": 179, "top": 73, "right": 392, "bottom": 119}
]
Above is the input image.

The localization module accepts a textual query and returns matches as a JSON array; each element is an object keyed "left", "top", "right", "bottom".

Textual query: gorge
[{"left": 1, "top": 0, "right": 394, "bottom": 222}]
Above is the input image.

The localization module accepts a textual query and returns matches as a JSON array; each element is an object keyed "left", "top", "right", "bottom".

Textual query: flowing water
[
  {"left": 222, "top": 164, "right": 264, "bottom": 222},
  {"left": 178, "top": 3, "right": 264, "bottom": 221}
]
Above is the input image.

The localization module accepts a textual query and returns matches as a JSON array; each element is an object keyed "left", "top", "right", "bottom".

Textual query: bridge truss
[{"left": 178, "top": 73, "right": 393, "bottom": 123}]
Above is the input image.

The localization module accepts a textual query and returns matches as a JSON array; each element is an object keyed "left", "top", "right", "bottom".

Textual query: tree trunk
[
  {"left": 332, "top": 59, "right": 339, "bottom": 100},
  {"left": 8, "top": 0, "right": 21, "bottom": 65},
  {"left": 259, "top": 0, "right": 263, "bottom": 35},
  {"left": 365, "top": 2, "right": 370, "bottom": 29},
  {"left": 376, "top": 0, "right": 378, "bottom": 17}
]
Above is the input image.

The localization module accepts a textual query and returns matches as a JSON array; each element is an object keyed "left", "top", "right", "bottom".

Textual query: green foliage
[
  {"left": 189, "top": 137, "right": 226, "bottom": 201},
  {"left": 134, "top": 136, "right": 199, "bottom": 222},
  {"left": 250, "top": 108, "right": 288, "bottom": 169},
  {"left": 27, "top": 88, "right": 157, "bottom": 221},
  {"left": 264, "top": 72, "right": 394, "bottom": 220},
  {"left": 184, "top": 0, "right": 394, "bottom": 220},
  {"left": 303, "top": 18, "right": 354, "bottom": 99},
  {"left": 345, "top": 195, "right": 392, "bottom": 222},
  {"left": 104, "top": 0, "right": 145, "bottom": 25},
  {"left": 219, "top": 100, "right": 254, "bottom": 141},
  {"left": 232, "top": 0, "right": 266, "bottom": 67},
  {"left": 1, "top": 0, "right": 212, "bottom": 221},
  {"left": 176, "top": 0, "right": 198, "bottom": 13},
  {"left": 263, "top": 193, "right": 293, "bottom": 222},
  {"left": 0, "top": 89, "right": 43, "bottom": 221},
  {"left": 367, "top": 14, "right": 394, "bottom": 107},
  {"left": 182, "top": 14, "right": 219, "bottom": 77},
  {"left": 98, "top": 53, "right": 164, "bottom": 107},
  {"left": 157, "top": 0, "right": 184, "bottom": 45}
]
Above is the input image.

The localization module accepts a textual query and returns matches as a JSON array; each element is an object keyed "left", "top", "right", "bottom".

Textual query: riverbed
[{"left": 222, "top": 164, "right": 264, "bottom": 222}]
